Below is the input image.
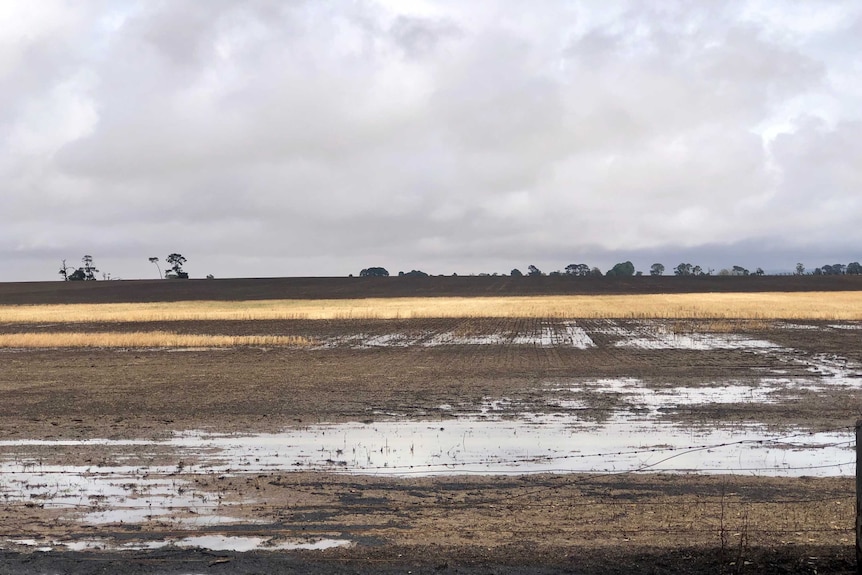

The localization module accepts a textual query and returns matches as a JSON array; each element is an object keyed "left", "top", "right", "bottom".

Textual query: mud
[{"left": 0, "top": 317, "right": 860, "bottom": 573}]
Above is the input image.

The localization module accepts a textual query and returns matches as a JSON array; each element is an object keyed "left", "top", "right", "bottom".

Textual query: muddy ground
[{"left": 0, "top": 315, "right": 860, "bottom": 573}]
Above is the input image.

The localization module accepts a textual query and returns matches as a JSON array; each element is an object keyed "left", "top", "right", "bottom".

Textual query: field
[{"left": 0, "top": 277, "right": 860, "bottom": 574}]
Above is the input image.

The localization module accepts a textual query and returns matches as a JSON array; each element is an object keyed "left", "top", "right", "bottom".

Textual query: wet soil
[
  {"left": 0, "top": 319, "right": 860, "bottom": 438},
  {"left": 0, "top": 315, "right": 860, "bottom": 573}
]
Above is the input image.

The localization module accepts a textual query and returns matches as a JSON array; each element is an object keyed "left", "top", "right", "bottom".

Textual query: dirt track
[{"left": 1, "top": 281, "right": 861, "bottom": 573}]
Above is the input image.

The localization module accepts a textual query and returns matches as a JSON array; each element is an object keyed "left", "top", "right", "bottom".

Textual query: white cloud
[{"left": 1, "top": 0, "right": 860, "bottom": 280}]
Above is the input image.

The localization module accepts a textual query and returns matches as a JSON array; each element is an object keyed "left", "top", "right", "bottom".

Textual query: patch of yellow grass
[
  {"left": 1, "top": 292, "right": 861, "bottom": 323},
  {"left": 0, "top": 332, "right": 314, "bottom": 348},
  {"left": 667, "top": 319, "right": 773, "bottom": 334}
]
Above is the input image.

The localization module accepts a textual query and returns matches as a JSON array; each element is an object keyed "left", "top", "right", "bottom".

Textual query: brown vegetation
[{"left": 3, "top": 291, "right": 862, "bottom": 325}]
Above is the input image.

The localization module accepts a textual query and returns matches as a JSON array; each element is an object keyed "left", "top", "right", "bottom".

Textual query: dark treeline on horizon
[{"left": 364, "top": 260, "right": 862, "bottom": 280}]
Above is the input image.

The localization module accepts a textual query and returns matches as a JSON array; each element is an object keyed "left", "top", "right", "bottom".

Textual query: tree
[
  {"left": 68, "top": 268, "right": 87, "bottom": 281},
  {"left": 81, "top": 255, "right": 98, "bottom": 281},
  {"left": 649, "top": 263, "right": 665, "bottom": 276},
  {"left": 606, "top": 261, "right": 635, "bottom": 277},
  {"left": 399, "top": 270, "right": 428, "bottom": 277},
  {"left": 149, "top": 257, "right": 162, "bottom": 279},
  {"left": 527, "top": 265, "right": 542, "bottom": 277},
  {"left": 58, "top": 259, "right": 71, "bottom": 281},
  {"left": 795, "top": 263, "right": 805, "bottom": 276},
  {"left": 166, "top": 253, "right": 188, "bottom": 278},
  {"left": 821, "top": 264, "right": 845, "bottom": 275},
  {"left": 754, "top": 268, "right": 765, "bottom": 276},
  {"left": 674, "top": 263, "right": 694, "bottom": 276},
  {"left": 731, "top": 265, "right": 749, "bottom": 276},
  {"left": 510, "top": 268, "right": 523, "bottom": 277},
  {"left": 565, "top": 263, "right": 590, "bottom": 277},
  {"left": 847, "top": 262, "right": 862, "bottom": 275},
  {"left": 590, "top": 267, "right": 603, "bottom": 277},
  {"left": 360, "top": 267, "right": 389, "bottom": 277}
]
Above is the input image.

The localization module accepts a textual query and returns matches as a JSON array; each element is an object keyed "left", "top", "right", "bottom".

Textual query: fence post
[{"left": 856, "top": 420, "right": 862, "bottom": 575}]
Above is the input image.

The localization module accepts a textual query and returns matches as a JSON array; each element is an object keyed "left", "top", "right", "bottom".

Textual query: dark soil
[
  {"left": 2, "top": 274, "right": 862, "bottom": 305},
  {"left": 0, "top": 544, "right": 854, "bottom": 575}
]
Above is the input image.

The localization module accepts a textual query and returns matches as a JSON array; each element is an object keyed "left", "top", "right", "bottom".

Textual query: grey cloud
[
  {"left": 389, "top": 16, "right": 462, "bottom": 59},
  {"left": 2, "top": 1, "right": 860, "bottom": 281}
]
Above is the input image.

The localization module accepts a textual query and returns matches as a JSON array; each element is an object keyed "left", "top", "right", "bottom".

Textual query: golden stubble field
[{"left": 3, "top": 292, "right": 862, "bottom": 322}]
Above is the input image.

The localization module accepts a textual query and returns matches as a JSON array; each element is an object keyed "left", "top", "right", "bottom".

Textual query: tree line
[
  {"left": 358, "top": 260, "right": 862, "bottom": 278},
  {"left": 59, "top": 253, "right": 192, "bottom": 281}
]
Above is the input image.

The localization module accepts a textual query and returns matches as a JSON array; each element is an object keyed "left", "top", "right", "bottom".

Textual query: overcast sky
[{"left": 2, "top": 1, "right": 861, "bottom": 281}]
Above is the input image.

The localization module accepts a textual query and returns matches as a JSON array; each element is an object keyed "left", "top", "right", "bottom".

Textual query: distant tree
[
  {"left": 527, "top": 265, "right": 543, "bottom": 277},
  {"left": 795, "top": 262, "right": 805, "bottom": 276},
  {"left": 649, "top": 263, "right": 665, "bottom": 276},
  {"left": 565, "top": 263, "right": 591, "bottom": 277},
  {"left": 674, "top": 263, "right": 693, "bottom": 276},
  {"left": 718, "top": 269, "right": 731, "bottom": 276},
  {"left": 590, "top": 267, "right": 603, "bottom": 277},
  {"left": 692, "top": 265, "right": 704, "bottom": 276},
  {"left": 68, "top": 268, "right": 86, "bottom": 281},
  {"left": 731, "top": 265, "right": 749, "bottom": 276},
  {"left": 206, "top": 274, "right": 215, "bottom": 279},
  {"left": 813, "top": 267, "right": 823, "bottom": 275},
  {"left": 166, "top": 253, "right": 188, "bottom": 278},
  {"left": 754, "top": 268, "right": 765, "bottom": 276},
  {"left": 606, "top": 261, "right": 635, "bottom": 277},
  {"left": 548, "top": 270, "right": 563, "bottom": 277},
  {"left": 820, "top": 264, "right": 845, "bottom": 275},
  {"left": 58, "top": 259, "right": 71, "bottom": 281},
  {"left": 81, "top": 255, "right": 98, "bottom": 281},
  {"left": 149, "top": 257, "right": 163, "bottom": 279},
  {"left": 847, "top": 262, "right": 862, "bottom": 275},
  {"left": 510, "top": 268, "right": 523, "bottom": 277},
  {"left": 399, "top": 270, "right": 429, "bottom": 277},
  {"left": 360, "top": 267, "right": 389, "bottom": 277}
]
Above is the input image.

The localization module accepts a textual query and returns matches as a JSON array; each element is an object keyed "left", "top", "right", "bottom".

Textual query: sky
[{"left": 2, "top": 1, "right": 861, "bottom": 281}]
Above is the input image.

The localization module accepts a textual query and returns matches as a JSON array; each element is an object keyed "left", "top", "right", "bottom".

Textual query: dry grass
[
  {"left": 667, "top": 319, "right": 774, "bottom": 334},
  {"left": 1, "top": 292, "right": 861, "bottom": 323},
  {"left": 0, "top": 332, "right": 314, "bottom": 348}
]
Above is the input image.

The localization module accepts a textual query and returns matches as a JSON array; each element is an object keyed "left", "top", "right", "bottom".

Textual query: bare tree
[
  {"left": 58, "top": 259, "right": 71, "bottom": 281},
  {"left": 149, "top": 257, "right": 162, "bottom": 279}
]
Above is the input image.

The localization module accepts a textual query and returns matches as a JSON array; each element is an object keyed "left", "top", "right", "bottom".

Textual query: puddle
[
  {"left": 614, "top": 332, "right": 778, "bottom": 351},
  {"left": 0, "top": 403, "right": 854, "bottom": 540},
  {"left": 578, "top": 379, "right": 780, "bottom": 409},
  {"left": 316, "top": 321, "right": 595, "bottom": 349},
  {"left": 4, "top": 535, "right": 350, "bottom": 553},
  {"left": 0, "top": 417, "right": 851, "bottom": 486},
  {"left": 173, "top": 535, "right": 350, "bottom": 551}
]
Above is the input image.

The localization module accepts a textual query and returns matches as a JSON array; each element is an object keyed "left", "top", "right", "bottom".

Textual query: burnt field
[
  {"left": 3, "top": 274, "right": 862, "bottom": 305},
  {"left": 0, "top": 281, "right": 861, "bottom": 573}
]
